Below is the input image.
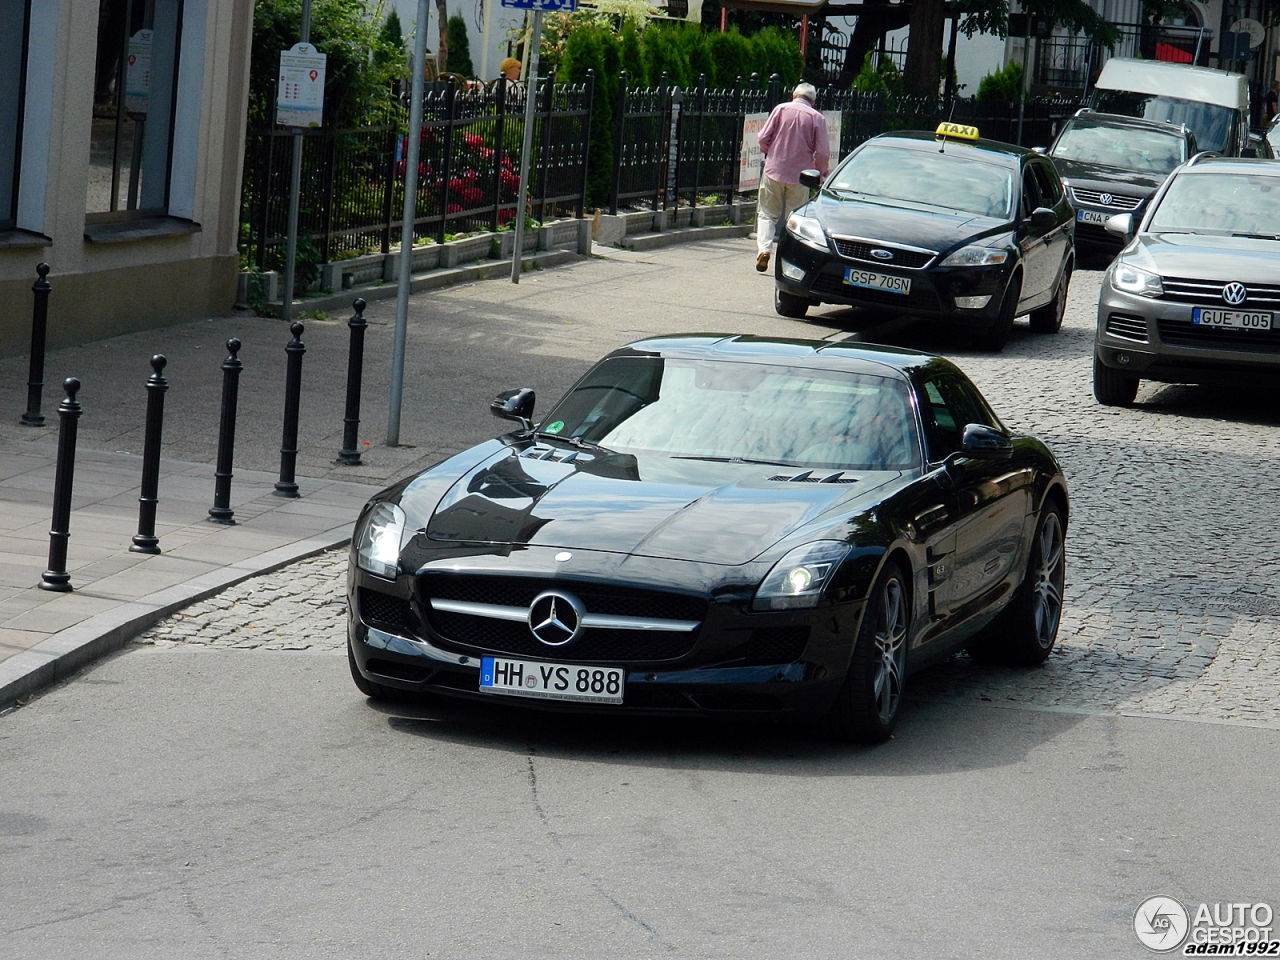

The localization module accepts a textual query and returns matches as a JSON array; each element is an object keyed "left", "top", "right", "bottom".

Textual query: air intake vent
[
  {"left": 1105, "top": 313, "right": 1148, "bottom": 343},
  {"left": 767, "top": 471, "right": 858, "bottom": 483},
  {"left": 521, "top": 445, "right": 592, "bottom": 464}
]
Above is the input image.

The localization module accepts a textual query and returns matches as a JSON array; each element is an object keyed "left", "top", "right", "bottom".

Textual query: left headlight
[
  {"left": 941, "top": 244, "right": 1009, "bottom": 267},
  {"left": 753, "top": 541, "right": 851, "bottom": 611},
  {"left": 355, "top": 502, "right": 407, "bottom": 579},
  {"left": 786, "top": 213, "right": 828, "bottom": 251}
]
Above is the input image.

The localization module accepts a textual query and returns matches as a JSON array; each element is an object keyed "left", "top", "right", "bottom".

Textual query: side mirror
[
  {"left": 1241, "top": 146, "right": 1258, "bottom": 158},
  {"left": 1029, "top": 206, "right": 1058, "bottom": 232},
  {"left": 798, "top": 169, "right": 823, "bottom": 190},
  {"left": 959, "top": 423, "right": 1013, "bottom": 461},
  {"left": 490, "top": 387, "right": 535, "bottom": 431},
  {"left": 1031, "top": 146, "right": 1048, "bottom": 155},
  {"left": 1104, "top": 213, "right": 1134, "bottom": 238}
]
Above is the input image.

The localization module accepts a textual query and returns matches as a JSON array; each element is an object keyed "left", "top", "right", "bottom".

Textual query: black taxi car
[{"left": 774, "top": 123, "right": 1076, "bottom": 351}]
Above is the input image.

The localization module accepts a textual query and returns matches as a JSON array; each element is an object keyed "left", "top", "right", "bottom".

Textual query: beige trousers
[{"left": 756, "top": 175, "right": 811, "bottom": 255}]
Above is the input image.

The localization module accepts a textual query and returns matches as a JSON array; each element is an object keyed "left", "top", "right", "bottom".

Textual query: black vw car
[
  {"left": 347, "top": 336, "right": 1069, "bottom": 743},
  {"left": 774, "top": 124, "right": 1075, "bottom": 351}
]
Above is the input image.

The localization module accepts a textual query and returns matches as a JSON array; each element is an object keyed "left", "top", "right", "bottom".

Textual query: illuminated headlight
[
  {"left": 753, "top": 541, "right": 851, "bottom": 611},
  {"left": 785, "top": 214, "right": 828, "bottom": 251},
  {"left": 355, "top": 502, "right": 406, "bottom": 579},
  {"left": 941, "top": 245, "right": 1009, "bottom": 267},
  {"left": 1110, "top": 263, "right": 1164, "bottom": 298},
  {"left": 954, "top": 295, "right": 992, "bottom": 309},
  {"left": 779, "top": 259, "right": 806, "bottom": 281}
]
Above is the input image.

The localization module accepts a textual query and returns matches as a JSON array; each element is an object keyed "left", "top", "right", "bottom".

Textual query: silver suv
[{"left": 1093, "top": 156, "right": 1280, "bottom": 405}]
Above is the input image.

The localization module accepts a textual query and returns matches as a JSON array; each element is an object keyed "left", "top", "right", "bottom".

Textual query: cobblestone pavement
[{"left": 138, "top": 244, "right": 1280, "bottom": 729}]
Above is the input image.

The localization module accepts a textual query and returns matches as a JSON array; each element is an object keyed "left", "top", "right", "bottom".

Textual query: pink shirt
[{"left": 757, "top": 98, "right": 831, "bottom": 185}]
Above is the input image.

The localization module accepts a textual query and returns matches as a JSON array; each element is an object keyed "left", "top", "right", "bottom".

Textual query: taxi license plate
[
  {"left": 479, "top": 656, "right": 624, "bottom": 704},
  {"left": 843, "top": 268, "right": 910, "bottom": 295},
  {"left": 1192, "top": 307, "right": 1273, "bottom": 331},
  {"left": 1076, "top": 209, "right": 1110, "bottom": 225}
]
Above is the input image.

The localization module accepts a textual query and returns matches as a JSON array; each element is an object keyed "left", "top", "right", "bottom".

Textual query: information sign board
[{"left": 276, "top": 42, "right": 327, "bottom": 129}]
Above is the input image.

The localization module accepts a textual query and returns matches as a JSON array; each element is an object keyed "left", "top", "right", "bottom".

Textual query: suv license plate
[
  {"left": 843, "top": 268, "right": 910, "bottom": 295},
  {"left": 479, "top": 656, "right": 624, "bottom": 704},
  {"left": 1192, "top": 307, "right": 1272, "bottom": 331}
]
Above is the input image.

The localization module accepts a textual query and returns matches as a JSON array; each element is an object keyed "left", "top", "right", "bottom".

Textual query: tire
[
  {"left": 976, "top": 275, "right": 1021, "bottom": 352},
  {"left": 967, "top": 502, "right": 1066, "bottom": 666},
  {"left": 775, "top": 287, "right": 811, "bottom": 319},
  {"left": 1029, "top": 260, "right": 1071, "bottom": 334},
  {"left": 348, "top": 641, "right": 414, "bottom": 702},
  {"left": 823, "top": 561, "right": 910, "bottom": 743},
  {"left": 1092, "top": 354, "right": 1139, "bottom": 407}
]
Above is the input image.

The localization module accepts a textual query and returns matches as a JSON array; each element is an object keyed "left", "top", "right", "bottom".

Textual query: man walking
[
  {"left": 755, "top": 83, "right": 831, "bottom": 273},
  {"left": 1266, "top": 80, "right": 1279, "bottom": 123}
]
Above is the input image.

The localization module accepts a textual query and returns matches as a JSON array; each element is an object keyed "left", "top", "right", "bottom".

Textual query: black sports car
[
  {"left": 347, "top": 336, "right": 1069, "bottom": 742},
  {"left": 774, "top": 125, "right": 1075, "bottom": 351}
]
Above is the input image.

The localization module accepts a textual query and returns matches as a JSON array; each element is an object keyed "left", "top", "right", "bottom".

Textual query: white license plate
[
  {"left": 1076, "top": 209, "right": 1110, "bottom": 225},
  {"left": 1192, "top": 307, "right": 1273, "bottom": 331},
  {"left": 843, "top": 268, "right": 910, "bottom": 295},
  {"left": 479, "top": 656, "right": 625, "bottom": 704}
]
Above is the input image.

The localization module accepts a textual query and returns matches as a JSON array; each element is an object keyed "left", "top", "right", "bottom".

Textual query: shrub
[
  {"left": 447, "top": 15, "right": 474, "bottom": 78},
  {"left": 976, "top": 60, "right": 1023, "bottom": 104}
]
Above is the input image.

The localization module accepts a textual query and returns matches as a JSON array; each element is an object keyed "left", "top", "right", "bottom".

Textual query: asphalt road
[{"left": 3, "top": 237, "right": 1279, "bottom": 958}]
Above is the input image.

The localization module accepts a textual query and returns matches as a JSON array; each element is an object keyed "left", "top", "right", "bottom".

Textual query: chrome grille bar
[{"left": 430, "top": 598, "right": 699, "bottom": 632}]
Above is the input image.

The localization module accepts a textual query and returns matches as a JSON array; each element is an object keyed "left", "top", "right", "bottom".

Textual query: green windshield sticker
[{"left": 545, "top": 421, "right": 565, "bottom": 434}]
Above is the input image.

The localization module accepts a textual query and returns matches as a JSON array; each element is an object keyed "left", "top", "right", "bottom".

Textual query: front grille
[
  {"left": 359, "top": 589, "right": 414, "bottom": 632},
  {"left": 1070, "top": 187, "right": 1142, "bottom": 210},
  {"left": 1160, "top": 278, "right": 1280, "bottom": 309},
  {"left": 1157, "top": 318, "right": 1280, "bottom": 353},
  {"left": 428, "top": 611, "right": 698, "bottom": 662},
  {"left": 742, "top": 626, "right": 810, "bottom": 664},
  {"left": 423, "top": 575, "right": 707, "bottom": 622},
  {"left": 1105, "top": 314, "right": 1149, "bottom": 343},
  {"left": 831, "top": 238, "right": 934, "bottom": 269},
  {"left": 811, "top": 272, "right": 941, "bottom": 311}
]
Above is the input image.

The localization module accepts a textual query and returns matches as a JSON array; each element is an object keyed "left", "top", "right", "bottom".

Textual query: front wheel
[
  {"left": 823, "top": 561, "right": 910, "bottom": 743},
  {"left": 1092, "top": 354, "right": 1139, "bottom": 406},
  {"left": 1029, "top": 260, "right": 1071, "bottom": 333},
  {"left": 775, "top": 287, "right": 811, "bottom": 319},
  {"left": 976, "top": 275, "right": 1021, "bottom": 352}
]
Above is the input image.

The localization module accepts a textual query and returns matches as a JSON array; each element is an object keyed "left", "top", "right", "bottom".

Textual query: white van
[{"left": 1088, "top": 58, "right": 1250, "bottom": 156}]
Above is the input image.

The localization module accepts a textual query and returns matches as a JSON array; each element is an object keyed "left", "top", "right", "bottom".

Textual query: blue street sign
[{"left": 500, "top": 0, "right": 577, "bottom": 9}]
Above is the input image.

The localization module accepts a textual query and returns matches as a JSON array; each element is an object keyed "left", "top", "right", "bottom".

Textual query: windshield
[
  {"left": 540, "top": 356, "right": 921, "bottom": 471},
  {"left": 1148, "top": 172, "right": 1280, "bottom": 236},
  {"left": 1051, "top": 121, "right": 1187, "bottom": 174},
  {"left": 829, "top": 143, "right": 1014, "bottom": 219},
  {"left": 1090, "top": 91, "right": 1236, "bottom": 154}
]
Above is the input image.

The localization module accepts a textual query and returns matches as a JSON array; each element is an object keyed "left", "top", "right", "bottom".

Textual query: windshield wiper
[
  {"left": 533, "top": 432, "right": 611, "bottom": 453},
  {"left": 672, "top": 455, "right": 799, "bottom": 467},
  {"left": 1231, "top": 233, "right": 1280, "bottom": 241}
]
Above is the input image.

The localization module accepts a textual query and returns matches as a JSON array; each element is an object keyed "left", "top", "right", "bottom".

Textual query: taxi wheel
[
  {"left": 1029, "top": 260, "right": 1071, "bottom": 334},
  {"left": 1092, "top": 355, "right": 1139, "bottom": 406},
  {"left": 976, "top": 275, "right": 1021, "bottom": 352},
  {"left": 775, "top": 288, "right": 811, "bottom": 319}
]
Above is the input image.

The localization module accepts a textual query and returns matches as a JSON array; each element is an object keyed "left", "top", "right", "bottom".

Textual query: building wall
[{"left": 0, "top": 0, "right": 253, "bottom": 357}]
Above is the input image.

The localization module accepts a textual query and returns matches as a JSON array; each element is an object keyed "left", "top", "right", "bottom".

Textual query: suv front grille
[
  {"left": 1070, "top": 187, "right": 1142, "bottom": 210},
  {"left": 1157, "top": 318, "right": 1280, "bottom": 353},
  {"left": 1105, "top": 314, "right": 1148, "bottom": 343},
  {"left": 831, "top": 238, "right": 934, "bottom": 269},
  {"left": 1160, "top": 278, "right": 1280, "bottom": 309}
]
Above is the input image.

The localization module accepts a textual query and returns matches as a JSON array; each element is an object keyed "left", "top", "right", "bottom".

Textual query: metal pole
[
  {"left": 510, "top": 8, "right": 543, "bottom": 284},
  {"left": 280, "top": 0, "right": 313, "bottom": 323},
  {"left": 480, "top": 0, "right": 494, "bottom": 82},
  {"left": 22, "top": 263, "right": 51, "bottom": 427},
  {"left": 1017, "top": 34, "right": 1030, "bottom": 146},
  {"left": 208, "top": 339, "right": 243, "bottom": 525},
  {"left": 40, "top": 378, "right": 82, "bottom": 592},
  {"left": 388, "top": 0, "right": 431, "bottom": 447},
  {"left": 274, "top": 322, "right": 306, "bottom": 498},
  {"left": 337, "top": 298, "right": 368, "bottom": 465},
  {"left": 131, "top": 355, "right": 168, "bottom": 554}
]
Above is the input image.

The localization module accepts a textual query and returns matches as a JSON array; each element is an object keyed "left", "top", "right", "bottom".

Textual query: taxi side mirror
[
  {"left": 1029, "top": 207, "right": 1058, "bottom": 232},
  {"left": 1105, "top": 213, "right": 1134, "bottom": 238},
  {"left": 798, "top": 169, "right": 823, "bottom": 190}
]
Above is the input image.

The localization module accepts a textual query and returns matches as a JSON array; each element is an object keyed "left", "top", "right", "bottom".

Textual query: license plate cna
[
  {"left": 1076, "top": 209, "right": 1110, "bottom": 225},
  {"left": 479, "top": 656, "right": 625, "bottom": 704},
  {"left": 843, "top": 267, "right": 910, "bottom": 295},
  {"left": 1192, "top": 307, "right": 1273, "bottom": 331}
]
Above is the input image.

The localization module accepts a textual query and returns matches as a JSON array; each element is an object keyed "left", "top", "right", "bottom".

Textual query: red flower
[
  {"left": 447, "top": 178, "right": 465, "bottom": 193},
  {"left": 446, "top": 203, "right": 463, "bottom": 214},
  {"left": 461, "top": 186, "right": 484, "bottom": 205}
]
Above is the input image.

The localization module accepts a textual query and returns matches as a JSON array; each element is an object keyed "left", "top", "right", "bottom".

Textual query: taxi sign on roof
[{"left": 935, "top": 122, "right": 979, "bottom": 141}]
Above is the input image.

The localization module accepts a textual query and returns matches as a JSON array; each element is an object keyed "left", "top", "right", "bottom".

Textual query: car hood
[
  {"left": 417, "top": 445, "right": 901, "bottom": 565},
  {"left": 1051, "top": 157, "right": 1167, "bottom": 196},
  {"left": 1126, "top": 233, "right": 1280, "bottom": 279},
  {"left": 807, "top": 193, "right": 1009, "bottom": 255}
]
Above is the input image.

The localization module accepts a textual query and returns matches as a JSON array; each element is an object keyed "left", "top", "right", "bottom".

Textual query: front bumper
[{"left": 775, "top": 234, "right": 1009, "bottom": 328}]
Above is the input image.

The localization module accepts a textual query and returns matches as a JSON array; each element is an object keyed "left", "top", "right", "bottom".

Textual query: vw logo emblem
[
  {"left": 528, "top": 591, "right": 585, "bottom": 646},
  {"left": 1222, "top": 282, "right": 1248, "bottom": 306},
  {"left": 870, "top": 248, "right": 894, "bottom": 260},
  {"left": 1099, "top": 193, "right": 1114, "bottom": 206}
]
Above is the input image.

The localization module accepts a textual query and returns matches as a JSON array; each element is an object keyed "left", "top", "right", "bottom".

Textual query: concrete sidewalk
[{"left": 0, "top": 438, "right": 380, "bottom": 709}]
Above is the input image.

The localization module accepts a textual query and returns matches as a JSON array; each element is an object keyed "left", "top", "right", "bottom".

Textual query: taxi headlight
[
  {"left": 941, "top": 245, "right": 1010, "bottom": 267},
  {"left": 753, "top": 541, "right": 851, "bottom": 611},
  {"left": 355, "top": 502, "right": 407, "bottom": 579},
  {"left": 1110, "top": 263, "right": 1164, "bottom": 298},
  {"left": 785, "top": 214, "right": 828, "bottom": 251}
]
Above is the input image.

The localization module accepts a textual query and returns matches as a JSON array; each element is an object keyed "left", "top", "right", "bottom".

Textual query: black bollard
[
  {"left": 40, "top": 378, "right": 82, "bottom": 592},
  {"left": 336, "top": 298, "right": 367, "bottom": 466},
  {"left": 208, "top": 339, "right": 243, "bottom": 524},
  {"left": 131, "top": 355, "right": 169, "bottom": 554},
  {"left": 22, "top": 263, "right": 51, "bottom": 427},
  {"left": 274, "top": 321, "right": 305, "bottom": 498}
]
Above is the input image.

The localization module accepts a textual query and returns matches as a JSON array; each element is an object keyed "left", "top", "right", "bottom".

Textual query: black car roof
[
  {"left": 861, "top": 131, "right": 1030, "bottom": 166},
  {"left": 1178, "top": 156, "right": 1280, "bottom": 175},
  {"left": 1061, "top": 111, "right": 1192, "bottom": 138},
  {"left": 614, "top": 334, "right": 954, "bottom": 381}
]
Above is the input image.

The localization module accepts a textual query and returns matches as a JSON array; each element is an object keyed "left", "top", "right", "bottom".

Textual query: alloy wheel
[
  {"left": 1032, "top": 512, "right": 1065, "bottom": 648},
  {"left": 873, "top": 577, "right": 908, "bottom": 723}
]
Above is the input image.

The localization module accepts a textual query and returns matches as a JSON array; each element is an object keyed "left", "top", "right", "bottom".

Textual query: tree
[
  {"left": 448, "top": 14, "right": 474, "bottom": 77},
  {"left": 435, "top": 0, "right": 449, "bottom": 72}
]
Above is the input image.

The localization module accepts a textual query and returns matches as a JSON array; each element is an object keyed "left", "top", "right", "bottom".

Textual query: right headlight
[
  {"left": 753, "top": 541, "right": 851, "bottom": 611},
  {"left": 785, "top": 213, "right": 828, "bottom": 251},
  {"left": 941, "top": 244, "right": 1010, "bottom": 267},
  {"left": 1110, "top": 263, "right": 1164, "bottom": 298},
  {"left": 355, "top": 502, "right": 407, "bottom": 579}
]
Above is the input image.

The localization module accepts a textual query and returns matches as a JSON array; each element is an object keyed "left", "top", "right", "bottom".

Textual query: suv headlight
[
  {"left": 786, "top": 213, "right": 828, "bottom": 251},
  {"left": 753, "top": 541, "right": 851, "bottom": 611},
  {"left": 1111, "top": 263, "right": 1164, "bottom": 298},
  {"left": 355, "top": 502, "right": 407, "bottom": 579},
  {"left": 941, "top": 245, "right": 1009, "bottom": 267}
]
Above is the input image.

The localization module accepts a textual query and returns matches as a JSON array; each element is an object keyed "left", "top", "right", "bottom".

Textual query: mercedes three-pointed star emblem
[{"left": 528, "top": 591, "right": 586, "bottom": 646}]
